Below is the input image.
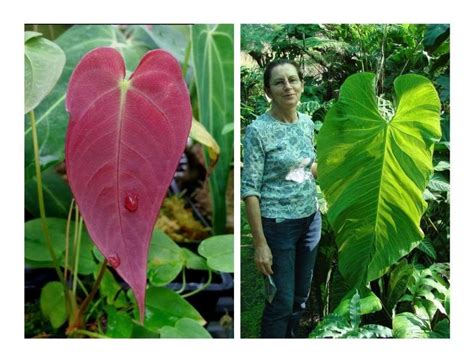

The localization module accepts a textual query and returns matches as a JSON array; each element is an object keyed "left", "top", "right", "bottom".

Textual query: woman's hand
[
  {"left": 244, "top": 196, "right": 274, "bottom": 276},
  {"left": 254, "top": 240, "right": 273, "bottom": 276},
  {"left": 311, "top": 162, "right": 318, "bottom": 178}
]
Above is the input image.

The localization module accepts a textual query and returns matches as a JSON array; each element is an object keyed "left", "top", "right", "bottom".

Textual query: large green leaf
[
  {"left": 24, "top": 25, "right": 149, "bottom": 179},
  {"left": 318, "top": 72, "right": 441, "bottom": 288},
  {"left": 24, "top": 31, "right": 65, "bottom": 113},
  {"left": 191, "top": 24, "right": 234, "bottom": 234}
]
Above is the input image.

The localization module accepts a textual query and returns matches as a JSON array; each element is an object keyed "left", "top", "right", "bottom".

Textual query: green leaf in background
[
  {"left": 142, "top": 287, "right": 206, "bottom": 331},
  {"left": 182, "top": 248, "right": 208, "bottom": 271},
  {"left": 106, "top": 306, "right": 133, "bottom": 338},
  {"left": 148, "top": 229, "right": 185, "bottom": 286},
  {"left": 25, "top": 25, "right": 71, "bottom": 40},
  {"left": 24, "top": 165, "right": 72, "bottom": 218},
  {"left": 192, "top": 24, "right": 234, "bottom": 234},
  {"left": 198, "top": 234, "right": 234, "bottom": 272},
  {"left": 318, "top": 72, "right": 441, "bottom": 288},
  {"left": 348, "top": 290, "right": 361, "bottom": 329},
  {"left": 127, "top": 25, "right": 190, "bottom": 64},
  {"left": 433, "top": 160, "right": 450, "bottom": 172},
  {"left": 25, "top": 218, "right": 68, "bottom": 261},
  {"left": 333, "top": 288, "right": 382, "bottom": 318},
  {"left": 423, "top": 24, "right": 450, "bottom": 52},
  {"left": 98, "top": 268, "right": 128, "bottom": 307},
  {"left": 160, "top": 318, "right": 212, "bottom": 338},
  {"left": 393, "top": 312, "right": 430, "bottom": 338},
  {"left": 25, "top": 25, "right": 150, "bottom": 179},
  {"left": 40, "top": 281, "right": 67, "bottom": 329},
  {"left": 130, "top": 322, "right": 160, "bottom": 338},
  {"left": 24, "top": 31, "right": 65, "bottom": 113},
  {"left": 416, "top": 239, "right": 437, "bottom": 260},
  {"left": 25, "top": 218, "right": 98, "bottom": 275},
  {"left": 428, "top": 173, "right": 450, "bottom": 193},
  {"left": 386, "top": 259, "right": 414, "bottom": 311}
]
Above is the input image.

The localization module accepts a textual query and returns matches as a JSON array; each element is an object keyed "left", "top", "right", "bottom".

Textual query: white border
[{"left": 2, "top": 0, "right": 474, "bottom": 362}]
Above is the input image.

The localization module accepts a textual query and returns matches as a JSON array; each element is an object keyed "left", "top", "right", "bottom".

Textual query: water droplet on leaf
[
  {"left": 124, "top": 192, "right": 138, "bottom": 212},
  {"left": 108, "top": 254, "right": 121, "bottom": 268}
]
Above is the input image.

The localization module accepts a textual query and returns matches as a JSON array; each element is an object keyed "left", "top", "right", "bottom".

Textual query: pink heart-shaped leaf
[{"left": 65, "top": 47, "right": 192, "bottom": 322}]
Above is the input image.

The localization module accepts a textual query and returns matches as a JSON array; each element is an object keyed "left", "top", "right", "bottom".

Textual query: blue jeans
[{"left": 260, "top": 211, "right": 322, "bottom": 338}]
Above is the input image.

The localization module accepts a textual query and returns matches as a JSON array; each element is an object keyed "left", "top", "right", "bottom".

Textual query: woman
[{"left": 242, "top": 59, "right": 321, "bottom": 338}]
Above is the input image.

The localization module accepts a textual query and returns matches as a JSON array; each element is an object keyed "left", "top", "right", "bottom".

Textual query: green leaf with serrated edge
[
  {"left": 182, "top": 248, "right": 208, "bottom": 270},
  {"left": 106, "top": 306, "right": 133, "bottom": 338},
  {"left": 148, "top": 229, "right": 185, "bottom": 286},
  {"left": 318, "top": 73, "right": 441, "bottom": 288},
  {"left": 40, "top": 281, "right": 67, "bottom": 329},
  {"left": 386, "top": 259, "right": 414, "bottom": 311},
  {"left": 160, "top": 318, "right": 212, "bottom": 338},
  {"left": 25, "top": 25, "right": 149, "bottom": 179},
  {"left": 198, "top": 234, "right": 234, "bottom": 272},
  {"left": 192, "top": 24, "right": 234, "bottom": 234},
  {"left": 137, "top": 287, "right": 205, "bottom": 331},
  {"left": 25, "top": 31, "right": 65, "bottom": 113}
]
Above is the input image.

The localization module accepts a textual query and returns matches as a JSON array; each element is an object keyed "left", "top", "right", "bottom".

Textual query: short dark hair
[{"left": 263, "top": 59, "right": 303, "bottom": 90}]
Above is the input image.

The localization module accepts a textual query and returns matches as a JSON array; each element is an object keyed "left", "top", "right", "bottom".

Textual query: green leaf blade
[
  {"left": 191, "top": 24, "right": 234, "bottom": 234},
  {"left": 25, "top": 32, "right": 66, "bottom": 113},
  {"left": 40, "top": 281, "right": 67, "bottom": 329},
  {"left": 142, "top": 287, "right": 206, "bottom": 331},
  {"left": 198, "top": 234, "right": 234, "bottom": 272},
  {"left": 160, "top": 318, "right": 212, "bottom": 338},
  {"left": 318, "top": 72, "right": 441, "bottom": 288}
]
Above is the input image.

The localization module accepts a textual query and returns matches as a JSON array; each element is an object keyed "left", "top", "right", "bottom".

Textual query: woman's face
[{"left": 266, "top": 64, "right": 303, "bottom": 110}]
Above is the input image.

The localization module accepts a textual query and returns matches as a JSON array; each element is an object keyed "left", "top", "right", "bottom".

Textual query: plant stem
[
  {"left": 176, "top": 269, "right": 187, "bottom": 294},
  {"left": 29, "top": 110, "right": 66, "bottom": 286},
  {"left": 72, "top": 215, "right": 84, "bottom": 297},
  {"left": 85, "top": 296, "right": 104, "bottom": 323},
  {"left": 181, "top": 269, "right": 213, "bottom": 298},
  {"left": 77, "top": 259, "right": 108, "bottom": 319},
  {"left": 64, "top": 198, "right": 75, "bottom": 283}
]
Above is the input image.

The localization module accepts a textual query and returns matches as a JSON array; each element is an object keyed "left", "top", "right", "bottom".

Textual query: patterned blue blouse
[{"left": 241, "top": 112, "right": 318, "bottom": 219}]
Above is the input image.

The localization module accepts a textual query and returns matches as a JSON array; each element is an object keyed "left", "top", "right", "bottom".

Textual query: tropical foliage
[
  {"left": 25, "top": 24, "right": 234, "bottom": 338},
  {"left": 241, "top": 24, "right": 450, "bottom": 338}
]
